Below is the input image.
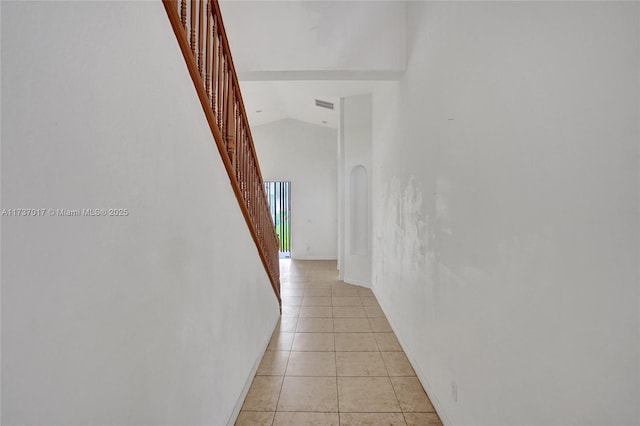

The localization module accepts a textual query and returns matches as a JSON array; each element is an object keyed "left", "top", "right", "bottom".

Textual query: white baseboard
[
  {"left": 226, "top": 315, "right": 279, "bottom": 426},
  {"left": 343, "top": 277, "right": 371, "bottom": 287},
  {"left": 372, "top": 289, "right": 451, "bottom": 426}
]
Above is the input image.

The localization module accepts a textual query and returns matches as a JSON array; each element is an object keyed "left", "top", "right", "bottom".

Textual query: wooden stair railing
[{"left": 163, "top": 0, "right": 281, "bottom": 305}]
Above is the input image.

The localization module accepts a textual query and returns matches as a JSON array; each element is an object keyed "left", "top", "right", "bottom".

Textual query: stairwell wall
[{"left": 1, "top": 2, "right": 279, "bottom": 424}]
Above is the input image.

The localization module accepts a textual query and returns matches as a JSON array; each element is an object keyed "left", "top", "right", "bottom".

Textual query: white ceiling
[
  {"left": 239, "top": 80, "right": 377, "bottom": 129},
  {"left": 219, "top": 1, "right": 406, "bottom": 74},
  {"left": 218, "top": 1, "right": 407, "bottom": 129}
]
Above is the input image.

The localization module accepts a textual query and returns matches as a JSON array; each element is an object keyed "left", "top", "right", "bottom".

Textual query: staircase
[{"left": 162, "top": 0, "right": 281, "bottom": 305}]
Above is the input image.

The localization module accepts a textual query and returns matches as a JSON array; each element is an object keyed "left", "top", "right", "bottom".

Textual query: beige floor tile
[
  {"left": 339, "top": 413, "right": 406, "bottom": 426},
  {"left": 282, "top": 296, "right": 303, "bottom": 307},
  {"left": 337, "top": 377, "right": 401, "bottom": 412},
  {"left": 277, "top": 376, "right": 338, "bottom": 412},
  {"left": 334, "top": 318, "right": 372, "bottom": 332},
  {"left": 303, "top": 296, "right": 333, "bottom": 307},
  {"left": 381, "top": 352, "right": 415, "bottom": 376},
  {"left": 308, "top": 271, "right": 339, "bottom": 281},
  {"left": 268, "top": 332, "right": 294, "bottom": 351},
  {"left": 332, "top": 282, "right": 358, "bottom": 289},
  {"left": 390, "top": 377, "right": 435, "bottom": 412},
  {"left": 257, "top": 351, "right": 290, "bottom": 375},
  {"left": 281, "top": 281, "right": 306, "bottom": 289},
  {"left": 235, "top": 411, "right": 275, "bottom": 426},
  {"left": 273, "top": 412, "right": 339, "bottom": 426},
  {"left": 360, "top": 297, "right": 380, "bottom": 307},
  {"left": 332, "top": 306, "right": 366, "bottom": 318},
  {"left": 332, "top": 297, "right": 363, "bottom": 307},
  {"left": 276, "top": 317, "right": 298, "bottom": 333},
  {"left": 332, "top": 287, "right": 359, "bottom": 297},
  {"left": 286, "top": 351, "right": 336, "bottom": 376},
  {"left": 282, "top": 269, "right": 307, "bottom": 277},
  {"left": 296, "top": 318, "right": 334, "bottom": 332},
  {"left": 281, "top": 306, "right": 300, "bottom": 317},
  {"left": 306, "top": 281, "right": 334, "bottom": 288},
  {"left": 404, "top": 412, "right": 442, "bottom": 425},
  {"left": 283, "top": 271, "right": 307, "bottom": 278},
  {"left": 242, "top": 261, "right": 443, "bottom": 424},
  {"left": 300, "top": 306, "right": 333, "bottom": 318},
  {"left": 292, "top": 333, "right": 335, "bottom": 351},
  {"left": 241, "top": 376, "right": 283, "bottom": 411},
  {"left": 281, "top": 288, "right": 305, "bottom": 297},
  {"left": 305, "top": 288, "right": 332, "bottom": 297},
  {"left": 336, "top": 352, "right": 388, "bottom": 376},
  {"left": 357, "top": 287, "right": 375, "bottom": 297},
  {"left": 334, "top": 332, "right": 379, "bottom": 351},
  {"left": 374, "top": 333, "right": 402, "bottom": 351},
  {"left": 369, "top": 317, "right": 393, "bottom": 332},
  {"left": 364, "top": 305, "right": 385, "bottom": 318},
  {"left": 283, "top": 281, "right": 308, "bottom": 287}
]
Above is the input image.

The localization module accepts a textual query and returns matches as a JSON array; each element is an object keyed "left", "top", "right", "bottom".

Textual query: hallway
[{"left": 236, "top": 260, "right": 443, "bottom": 426}]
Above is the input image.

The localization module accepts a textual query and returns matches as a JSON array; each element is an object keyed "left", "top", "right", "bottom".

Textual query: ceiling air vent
[{"left": 315, "top": 99, "right": 334, "bottom": 110}]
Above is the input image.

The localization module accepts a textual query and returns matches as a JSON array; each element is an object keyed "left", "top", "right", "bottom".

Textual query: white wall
[
  {"left": 1, "top": 2, "right": 280, "bottom": 425},
  {"left": 372, "top": 2, "right": 640, "bottom": 425},
  {"left": 340, "top": 94, "right": 373, "bottom": 286},
  {"left": 251, "top": 118, "right": 338, "bottom": 260}
]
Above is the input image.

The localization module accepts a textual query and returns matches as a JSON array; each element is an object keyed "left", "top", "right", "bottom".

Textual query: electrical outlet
[{"left": 451, "top": 381, "right": 458, "bottom": 403}]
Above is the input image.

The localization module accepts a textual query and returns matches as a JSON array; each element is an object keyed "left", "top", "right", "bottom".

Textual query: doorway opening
[{"left": 264, "top": 181, "right": 291, "bottom": 259}]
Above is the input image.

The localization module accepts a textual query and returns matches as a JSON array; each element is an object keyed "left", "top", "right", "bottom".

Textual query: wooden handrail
[{"left": 162, "top": 0, "right": 281, "bottom": 306}]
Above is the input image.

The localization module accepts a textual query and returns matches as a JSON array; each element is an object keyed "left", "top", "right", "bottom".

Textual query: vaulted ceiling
[{"left": 218, "top": 0, "right": 407, "bottom": 129}]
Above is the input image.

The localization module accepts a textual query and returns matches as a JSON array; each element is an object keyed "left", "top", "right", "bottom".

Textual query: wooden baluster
[
  {"left": 252, "top": 163, "right": 256, "bottom": 221},
  {"left": 253, "top": 174, "right": 260, "bottom": 226},
  {"left": 236, "top": 127, "right": 242, "bottom": 184},
  {"left": 234, "top": 109, "right": 239, "bottom": 174},
  {"left": 190, "top": 0, "right": 196, "bottom": 55},
  {"left": 246, "top": 135, "right": 251, "bottom": 201},
  {"left": 235, "top": 105, "right": 241, "bottom": 176},
  {"left": 217, "top": 40, "right": 223, "bottom": 131},
  {"left": 237, "top": 126, "right": 243, "bottom": 181},
  {"left": 245, "top": 137, "right": 250, "bottom": 201},
  {"left": 251, "top": 158, "right": 256, "bottom": 221},
  {"left": 237, "top": 126, "right": 242, "bottom": 181},
  {"left": 205, "top": 1, "right": 212, "bottom": 101},
  {"left": 258, "top": 212, "right": 261, "bottom": 240},
  {"left": 243, "top": 137, "right": 248, "bottom": 201},
  {"left": 244, "top": 140, "right": 248, "bottom": 200},
  {"left": 180, "top": 0, "right": 187, "bottom": 29},
  {"left": 211, "top": 25, "right": 218, "bottom": 118},
  {"left": 198, "top": 0, "right": 204, "bottom": 75},
  {"left": 220, "top": 56, "right": 225, "bottom": 138},
  {"left": 248, "top": 175, "right": 252, "bottom": 216},
  {"left": 221, "top": 61, "right": 229, "bottom": 149},
  {"left": 248, "top": 157, "right": 253, "bottom": 218},
  {"left": 260, "top": 200, "right": 264, "bottom": 238},
  {"left": 243, "top": 131, "right": 248, "bottom": 192},
  {"left": 243, "top": 129, "right": 248, "bottom": 183},
  {"left": 237, "top": 130, "right": 243, "bottom": 194},
  {"left": 252, "top": 180, "right": 260, "bottom": 233},
  {"left": 247, "top": 135, "right": 252, "bottom": 203}
]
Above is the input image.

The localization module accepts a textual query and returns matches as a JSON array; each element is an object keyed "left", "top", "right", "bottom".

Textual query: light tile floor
[{"left": 236, "top": 260, "right": 443, "bottom": 426}]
